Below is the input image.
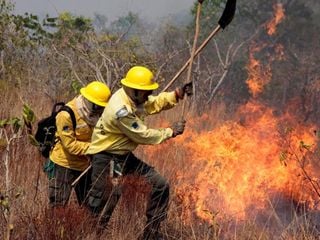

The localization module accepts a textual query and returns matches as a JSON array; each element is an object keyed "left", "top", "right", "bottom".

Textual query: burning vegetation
[
  {"left": 145, "top": 3, "right": 320, "bottom": 236},
  {"left": 1, "top": 0, "right": 320, "bottom": 239}
]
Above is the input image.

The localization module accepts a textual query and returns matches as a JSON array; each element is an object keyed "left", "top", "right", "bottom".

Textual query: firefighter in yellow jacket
[
  {"left": 86, "top": 66, "right": 192, "bottom": 239},
  {"left": 47, "top": 81, "right": 111, "bottom": 207}
]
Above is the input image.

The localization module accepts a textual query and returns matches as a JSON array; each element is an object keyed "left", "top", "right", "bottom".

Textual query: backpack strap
[
  {"left": 59, "top": 105, "right": 77, "bottom": 130},
  {"left": 52, "top": 102, "right": 66, "bottom": 115}
]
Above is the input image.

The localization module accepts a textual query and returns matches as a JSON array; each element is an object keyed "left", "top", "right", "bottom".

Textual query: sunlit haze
[{"left": 12, "top": 0, "right": 195, "bottom": 23}]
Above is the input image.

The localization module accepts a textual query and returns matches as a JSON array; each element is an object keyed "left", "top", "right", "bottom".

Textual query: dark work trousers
[
  {"left": 48, "top": 161, "right": 92, "bottom": 207},
  {"left": 88, "top": 152, "right": 170, "bottom": 230}
]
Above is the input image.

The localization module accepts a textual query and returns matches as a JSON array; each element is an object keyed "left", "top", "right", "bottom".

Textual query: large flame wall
[
  {"left": 175, "top": 101, "right": 317, "bottom": 221},
  {"left": 142, "top": 3, "right": 319, "bottom": 225},
  {"left": 144, "top": 100, "right": 318, "bottom": 224}
]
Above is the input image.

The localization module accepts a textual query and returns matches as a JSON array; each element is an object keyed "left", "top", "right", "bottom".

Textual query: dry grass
[{"left": 1, "top": 91, "right": 320, "bottom": 240}]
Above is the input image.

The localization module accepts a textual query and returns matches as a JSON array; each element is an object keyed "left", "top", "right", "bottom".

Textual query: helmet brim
[
  {"left": 121, "top": 78, "right": 159, "bottom": 90},
  {"left": 80, "top": 88, "right": 107, "bottom": 107}
]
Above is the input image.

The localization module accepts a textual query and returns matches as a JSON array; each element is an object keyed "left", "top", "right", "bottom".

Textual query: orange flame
[
  {"left": 144, "top": 103, "right": 318, "bottom": 223},
  {"left": 246, "top": 4, "right": 286, "bottom": 98},
  {"left": 175, "top": 102, "right": 317, "bottom": 221},
  {"left": 142, "top": 2, "right": 319, "bottom": 227},
  {"left": 266, "top": 3, "right": 285, "bottom": 36},
  {"left": 245, "top": 44, "right": 273, "bottom": 98}
]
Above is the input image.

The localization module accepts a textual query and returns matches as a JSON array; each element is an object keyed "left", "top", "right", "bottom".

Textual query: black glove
[
  {"left": 198, "top": 0, "right": 205, "bottom": 3},
  {"left": 175, "top": 82, "right": 193, "bottom": 100},
  {"left": 171, "top": 120, "right": 186, "bottom": 137}
]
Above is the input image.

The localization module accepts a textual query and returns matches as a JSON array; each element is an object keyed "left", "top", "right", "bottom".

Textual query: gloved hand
[
  {"left": 198, "top": 0, "right": 205, "bottom": 3},
  {"left": 171, "top": 120, "right": 186, "bottom": 137},
  {"left": 175, "top": 82, "right": 193, "bottom": 100}
]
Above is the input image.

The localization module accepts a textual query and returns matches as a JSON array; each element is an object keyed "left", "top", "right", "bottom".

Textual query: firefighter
[
  {"left": 46, "top": 81, "right": 111, "bottom": 207},
  {"left": 86, "top": 66, "right": 192, "bottom": 239}
]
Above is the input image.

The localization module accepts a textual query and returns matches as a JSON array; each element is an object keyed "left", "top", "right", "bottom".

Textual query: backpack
[{"left": 35, "top": 102, "right": 76, "bottom": 158}]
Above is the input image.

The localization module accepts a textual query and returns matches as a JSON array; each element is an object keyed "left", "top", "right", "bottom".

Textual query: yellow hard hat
[
  {"left": 80, "top": 81, "right": 111, "bottom": 107},
  {"left": 121, "top": 66, "right": 159, "bottom": 90}
]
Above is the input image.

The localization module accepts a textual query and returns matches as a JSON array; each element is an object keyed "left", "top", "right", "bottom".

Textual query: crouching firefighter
[
  {"left": 46, "top": 81, "right": 111, "bottom": 207},
  {"left": 86, "top": 66, "right": 192, "bottom": 239}
]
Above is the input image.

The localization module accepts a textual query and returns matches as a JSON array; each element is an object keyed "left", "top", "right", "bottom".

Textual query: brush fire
[{"left": 144, "top": 3, "right": 320, "bottom": 228}]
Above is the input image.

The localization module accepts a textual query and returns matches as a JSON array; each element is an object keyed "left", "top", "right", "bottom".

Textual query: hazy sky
[{"left": 12, "top": 0, "right": 195, "bottom": 23}]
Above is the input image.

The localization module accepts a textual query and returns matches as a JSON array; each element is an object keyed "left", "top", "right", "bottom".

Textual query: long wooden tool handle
[
  {"left": 181, "top": 2, "right": 202, "bottom": 117},
  {"left": 162, "top": 25, "right": 221, "bottom": 92},
  {"left": 162, "top": 0, "right": 236, "bottom": 92},
  {"left": 71, "top": 164, "right": 92, "bottom": 187}
]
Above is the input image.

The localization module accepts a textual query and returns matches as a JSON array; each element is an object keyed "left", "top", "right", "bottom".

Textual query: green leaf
[
  {"left": 6, "top": 118, "right": 17, "bottom": 125},
  {"left": 0, "top": 119, "right": 8, "bottom": 128},
  {"left": 7, "top": 117, "right": 23, "bottom": 133},
  {"left": 30, "top": 14, "right": 38, "bottom": 20},
  {"left": 28, "top": 134, "right": 39, "bottom": 146},
  {"left": 46, "top": 17, "right": 57, "bottom": 23},
  {"left": 44, "top": 23, "right": 57, "bottom": 28},
  {"left": 71, "top": 80, "right": 82, "bottom": 94},
  {"left": 22, "top": 104, "right": 36, "bottom": 124}
]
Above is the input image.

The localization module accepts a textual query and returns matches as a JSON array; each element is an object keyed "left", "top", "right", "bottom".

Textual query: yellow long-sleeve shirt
[
  {"left": 86, "top": 88, "right": 177, "bottom": 155},
  {"left": 50, "top": 98, "right": 91, "bottom": 171}
]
